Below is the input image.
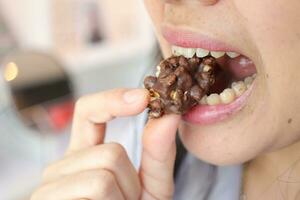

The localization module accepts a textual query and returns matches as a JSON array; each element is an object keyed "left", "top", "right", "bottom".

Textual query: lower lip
[{"left": 183, "top": 84, "right": 255, "bottom": 124}]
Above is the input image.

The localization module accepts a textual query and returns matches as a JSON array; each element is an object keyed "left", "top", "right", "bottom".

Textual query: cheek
[
  {"left": 144, "top": 0, "right": 164, "bottom": 26},
  {"left": 143, "top": 0, "right": 171, "bottom": 57},
  {"left": 235, "top": 0, "right": 300, "bottom": 98},
  {"left": 236, "top": 0, "right": 300, "bottom": 144}
]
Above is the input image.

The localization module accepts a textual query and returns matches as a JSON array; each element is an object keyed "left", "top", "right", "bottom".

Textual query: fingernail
[{"left": 123, "top": 89, "right": 145, "bottom": 104}]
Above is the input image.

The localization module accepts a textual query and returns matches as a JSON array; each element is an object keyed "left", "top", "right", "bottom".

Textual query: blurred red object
[{"left": 47, "top": 100, "right": 74, "bottom": 132}]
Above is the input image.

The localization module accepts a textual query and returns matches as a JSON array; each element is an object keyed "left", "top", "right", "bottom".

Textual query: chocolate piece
[{"left": 144, "top": 55, "right": 219, "bottom": 118}]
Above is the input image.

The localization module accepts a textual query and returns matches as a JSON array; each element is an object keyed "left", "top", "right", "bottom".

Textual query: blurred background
[{"left": 0, "top": 0, "right": 158, "bottom": 199}]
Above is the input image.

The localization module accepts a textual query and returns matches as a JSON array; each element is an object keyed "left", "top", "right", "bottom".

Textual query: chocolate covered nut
[
  {"left": 144, "top": 76, "right": 157, "bottom": 89},
  {"left": 144, "top": 56, "right": 218, "bottom": 118},
  {"left": 148, "top": 99, "right": 164, "bottom": 118}
]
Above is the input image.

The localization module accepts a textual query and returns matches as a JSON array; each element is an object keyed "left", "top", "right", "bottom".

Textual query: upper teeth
[
  {"left": 196, "top": 48, "right": 209, "bottom": 58},
  {"left": 226, "top": 52, "right": 240, "bottom": 58},
  {"left": 172, "top": 45, "right": 240, "bottom": 59},
  {"left": 210, "top": 51, "right": 225, "bottom": 58}
]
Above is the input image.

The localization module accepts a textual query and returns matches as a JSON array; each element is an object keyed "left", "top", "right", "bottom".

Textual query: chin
[{"left": 178, "top": 86, "right": 273, "bottom": 166}]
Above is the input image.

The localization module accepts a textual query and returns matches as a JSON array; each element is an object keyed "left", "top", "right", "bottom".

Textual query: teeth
[
  {"left": 226, "top": 52, "right": 240, "bottom": 58},
  {"left": 172, "top": 46, "right": 184, "bottom": 56},
  {"left": 171, "top": 46, "right": 177, "bottom": 55},
  {"left": 200, "top": 95, "right": 208, "bottom": 105},
  {"left": 207, "top": 94, "right": 221, "bottom": 106},
  {"left": 231, "top": 81, "right": 247, "bottom": 97},
  {"left": 244, "top": 76, "right": 253, "bottom": 85},
  {"left": 173, "top": 46, "right": 241, "bottom": 60},
  {"left": 196, "top": 48, "right": 210, "bottom": 58},
  {"left": 220, "top": 88, "right": 236, "bottom": 104},
  {"left": 245, "top": 74, "right": 256, "bottom": 89},
  {"left": 171, "top": 46, "right": 257, "bottom": 105},
  {"left": 196, "top": 74, "right": 256, "bottom": 106},
  {"left": 182, "top": 48, "right": 196, "bottom": 58},
  {"left": 172, "top": 46, "right": 240, "bottom": 60},
  {"left": 210, "top": 51, "right": 225, "bottom": 58}
]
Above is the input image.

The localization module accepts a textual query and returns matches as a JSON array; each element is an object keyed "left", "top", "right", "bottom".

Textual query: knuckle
[
  {"left": 104, "top": 143, "right": 127, "bottom": 164},
  {"left": 141, "top": 169, "right": 174, "bottom": 199}
]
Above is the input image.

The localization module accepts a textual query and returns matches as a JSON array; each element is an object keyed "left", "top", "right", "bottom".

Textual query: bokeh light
[{"left": 4, "top": 62, "right": 18, "bottom": 82}]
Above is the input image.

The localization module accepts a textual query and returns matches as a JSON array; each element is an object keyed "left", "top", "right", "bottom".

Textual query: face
[{"left": 144, "top": 0, "right": 300, "bottom": 165}]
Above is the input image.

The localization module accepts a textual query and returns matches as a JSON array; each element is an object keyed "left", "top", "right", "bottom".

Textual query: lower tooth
[
  {"left": 244, "top": 76, "right": 254, "bottom": 85},
  {"left": 207, "top": 94, "right": 221, "bottom": 106},
  {"left": 200, "top": 95, "right": 208, "bottom": 105},
  {"left": 232, "top": 81, "right": 247, "bottom": 96},
  {"left": 220, "top": 88, "right": 236, "bottom": 104}
]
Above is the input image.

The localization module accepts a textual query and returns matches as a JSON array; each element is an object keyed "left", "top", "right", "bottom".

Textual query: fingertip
[
  {"left": 148, "top": 114, "right": 181, "bottom": 124},
  {"left": 99, "top": 88, "right": 149, "bottom": 117},
  {"left": 146, "top": 114, "right": 181, "bottom": 136},
  {"left": 140, "top": 88, "right": 150, "bottom": 104},
  {"left": 121, "top": 88, "right": 150, "bottom": 114},
  {"left": 123, "top": 88, "right": 149, "bottom": 104}
]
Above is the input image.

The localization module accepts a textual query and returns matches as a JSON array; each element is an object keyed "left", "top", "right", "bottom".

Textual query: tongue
[{"left": 226, "top": 56, "right": 257, "bottom": 80}]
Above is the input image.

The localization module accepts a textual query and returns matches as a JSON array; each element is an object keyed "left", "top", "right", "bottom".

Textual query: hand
[{"left": 31, "top": 88, "right": 180, "bottom": 200}]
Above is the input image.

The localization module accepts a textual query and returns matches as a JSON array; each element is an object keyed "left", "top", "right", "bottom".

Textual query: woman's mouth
[{"left": 162, "top": 27, "right": 258, "bottom": 124}]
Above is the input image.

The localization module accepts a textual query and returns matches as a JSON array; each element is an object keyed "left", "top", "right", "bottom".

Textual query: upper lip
[{"left": 162, "top": 25, "right": 242, "bottom": 53}]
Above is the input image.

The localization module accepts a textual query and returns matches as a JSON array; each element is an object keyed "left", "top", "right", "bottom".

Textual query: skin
[
  {"left": 31, "top": 0, "right": 300, "bottom": 199},
  {"left": 31, "top": 89, "right": 180, "bottom": 200},
  {"left": 144, "top": 0, "right": 300, "bottom": 198}
]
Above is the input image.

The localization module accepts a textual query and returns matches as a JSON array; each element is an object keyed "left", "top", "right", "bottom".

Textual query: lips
[
  {"left": 183, "top": 84, "right": 255, "bottom": 124},
  {"left": 162, "top": 26, "right": 257, "bottom": 124}
]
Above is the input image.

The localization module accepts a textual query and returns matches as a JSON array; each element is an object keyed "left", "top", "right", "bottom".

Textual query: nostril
[
  {"left": 198, "top": 0, "right": 218, "bottom": 6},
  {"left": 165, "top": 0, "right": 218, "bottom": 6},
  {"left": 164, "top": 0, "right": 181, "bottom": 4}
]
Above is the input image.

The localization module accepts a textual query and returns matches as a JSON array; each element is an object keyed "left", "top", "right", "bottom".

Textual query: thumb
[{"left": 140, "top": 114, "right": 181, "bottom": 200}]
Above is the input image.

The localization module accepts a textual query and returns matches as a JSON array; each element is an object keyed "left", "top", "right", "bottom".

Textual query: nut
[
  {"left": 144, "top": 55, "right": 218, "bottom": 118},
  {"left": 203, "top": 65, "right": 212, "bottom": 72},
  {"left": 170, "top": 90, "right": 177, "bottom": 100},
  {"left": 156, "top": 71, "right": 160, "bottom": 77},
  {"left": 156, "top": 65, "right": 161, "bottom": 77},
  {"left": 149, "top": 90, "right": 160, "bottom": 100}
]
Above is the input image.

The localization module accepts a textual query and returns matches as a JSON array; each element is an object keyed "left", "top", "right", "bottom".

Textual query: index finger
[{"left": 67, "top": 88, "right": 149, "bottom": 153}]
